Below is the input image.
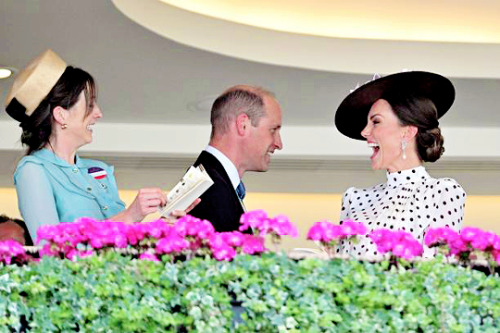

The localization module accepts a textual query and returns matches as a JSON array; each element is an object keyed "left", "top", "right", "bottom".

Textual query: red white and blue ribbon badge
[{"left": 88, "top": 167, "right": 107, "bottom": 180}]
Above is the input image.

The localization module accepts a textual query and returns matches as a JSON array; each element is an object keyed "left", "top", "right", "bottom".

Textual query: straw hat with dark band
[
  {"left": 334, "top": 71, "right": 455, "bottom": 140},
  {"left": 4, "top": 49, "right": 67, "bottom": 122}
]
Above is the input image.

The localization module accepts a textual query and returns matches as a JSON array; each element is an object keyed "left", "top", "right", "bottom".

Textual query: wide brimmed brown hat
[
  {"left": 4, "top": 49, "right": 67, "bottom": 122},
  {"left": 335, "top": 71, "right": 455, "bottom": 140}
]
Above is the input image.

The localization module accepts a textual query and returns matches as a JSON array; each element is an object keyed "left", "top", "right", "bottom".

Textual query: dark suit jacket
[{"left": 189, "top": 151, "right": 245, "bottom": 232}]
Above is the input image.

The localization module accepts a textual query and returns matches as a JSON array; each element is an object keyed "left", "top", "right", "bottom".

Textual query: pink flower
[
  {"left": 142, "top": 220, "right": 171, "bottom": 239},
  {"left": 470, "top": 236, "right": 490, "bottom": 251},
  {"left": 269, "top": 215, "right": 299, "bottom": 237},
  {"left": 197, "top": 219, "right": 216, "bottom": 239},
  {"left": 307, "top": 221, "right": 327, "bottom": 241},
  {"left": 425, "top": 228, "right": 451, "bottom": 247},
  {"left": 340, "top": 219, "right": 367, "bottom": 237},
  {"left": 239, "top": 210, "right": 269, "bottom": 233},
  {"left": 211, "top": 244, "right": 236, "bottom": 261},
  {"left": 492, "top": 235, "right": 500, "bottom": 251},
  {"left": 0, "top": 240, "right": 28, "bottom": 265},
  {"left": 239, "top": 210, "right": 299, "bottom": 241},
  {"left": 139, "top": 252, "right": 160, "bottom": 262},
  {"left": 174, "top": 215, "right": 215, "bottom": 240},
  {"left": 78, "top": 250, "right": 93, "bottom": 259},
  {"left": 307, "top": 221, "right": 341, "bottom": 243},
  {"left": 39, "top": 243, "right": 58, "bottom": 257},
  {"left": 174, "top": 215, "right": 201, "bottom": 236},
  {"left": 90, "top": 238, "right": 104, "bottom": 249},
  {"left": 36, "top": 224, "right": 59, "bottom": 244},
  {"left": 369, "top": 229, "right": 423, "bottom": 259},
  {"left": 221, "top": 231, "right": 246, "bottom": 247},
  {"left": 241, "top": 235, "right": 266, "bottom": 255},
  {"left": 156, "top": 233, "right": 190, "bottom": 254},
  {"left": 425, "top": 226, "right": 500, "bottom": 259},
  {"left": 307, "top": 220, "right": 367, "bottom": 246},
  {"left": 492, "top": 249, "right": 500, "bottom": 265},
  {"left": 65, "top": 249, "right": 93, "bottom": 260},
  {"left": 448, "top": 236, "right": 468, "bottom": 255},
  {"left": 66, "top": 249, "right": 79, "bottom": 260},
  {"left": 112, "top": 234, "right": 128, "bottom": 248},
  {"left": 460, "top": 227, "right": 484, "bottom": 243},
  {"left": 208, "top": 233, "right": 228, "bottom": 249},
  {"left": 125, "top": 228, "right": 139, "bottom": 246}
]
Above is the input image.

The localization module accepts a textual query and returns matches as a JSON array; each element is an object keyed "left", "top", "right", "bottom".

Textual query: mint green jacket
[{"left": 14, "top": 149, "right": 125, "bottom": 241}]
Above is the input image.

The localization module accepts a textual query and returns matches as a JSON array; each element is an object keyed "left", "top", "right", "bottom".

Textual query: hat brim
[
  {"left": 334, "top": 71, "right": 455, "bottom": 140},
  {"left": 4, "top": 49, "right": 67, "bottom": 122}
]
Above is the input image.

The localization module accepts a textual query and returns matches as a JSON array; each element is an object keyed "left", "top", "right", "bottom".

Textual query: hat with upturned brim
[
  {"left": 4, "top": 49, "right": 67, "bottom": 122},
  {"left": 334, "top": 71, "right": 455, "bottom": 140}
]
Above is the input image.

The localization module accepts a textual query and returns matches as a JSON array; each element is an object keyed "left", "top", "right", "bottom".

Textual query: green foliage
[{"left": 0, "top": 252, "right": 499, "bottom": 332}]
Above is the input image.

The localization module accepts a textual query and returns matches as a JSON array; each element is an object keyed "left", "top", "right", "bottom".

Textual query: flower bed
[
  {"left": 1, "top": 252, "right": 499, "bottom": 332},
  {"left": 0, "top": 210, "right": 500, "bottom": 332}
]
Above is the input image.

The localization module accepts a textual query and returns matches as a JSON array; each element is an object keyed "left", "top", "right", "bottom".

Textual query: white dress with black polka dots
[{"left": 338, "top": 166, "right": 466, "bottom": 258}]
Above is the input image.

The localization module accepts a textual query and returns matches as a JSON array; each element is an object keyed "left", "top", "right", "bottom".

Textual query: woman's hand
[
  {"left": 124, "top": 188, "right": 167, "bottom": 223},
  {"left": 161, "top": 198, "right": 201, "bottom": 224}
]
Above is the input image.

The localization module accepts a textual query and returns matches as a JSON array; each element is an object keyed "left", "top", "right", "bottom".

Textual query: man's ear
[
  {"left": 52, "top": 106, "right": 67, "bottom": 125},
  {"left": 235, "top": 113, "right": 250, "bottom": 136}
]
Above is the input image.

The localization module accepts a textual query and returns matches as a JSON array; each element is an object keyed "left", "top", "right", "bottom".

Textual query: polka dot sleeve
[
  {"left": 340, "top": 187, "right": 355, "bottom": 222},
  {"left": 426, "top": 178, "right": 466, "bottom": 232}
]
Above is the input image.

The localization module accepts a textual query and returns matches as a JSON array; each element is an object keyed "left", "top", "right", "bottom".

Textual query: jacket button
[
  {"left": 72, "top": 168, "right": 79, "bottom": 173},
  {"left": 103, "top": 205, "right": 108, "bottom": 211},
  {"left": 100, "top": 183, "right": 107, "bottom": 189},
  {"left": 87, "top": 187, "right": 92, "bottom": 192}
]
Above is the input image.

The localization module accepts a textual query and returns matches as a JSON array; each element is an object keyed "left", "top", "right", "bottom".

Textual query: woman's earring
[
  {"left": 401, "top": 141, "right": 407, "bottom": 160},
  {"left": 61, "top": 124, "right": 68, "bottom": 130}
]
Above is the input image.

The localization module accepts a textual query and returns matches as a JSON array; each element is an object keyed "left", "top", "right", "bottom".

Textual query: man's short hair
[
  {"left": 0, "top": 214, "right": 34, "bottom": 246},
  {"left": 210, "top": 86, "right": 274, "bottom": 138}
]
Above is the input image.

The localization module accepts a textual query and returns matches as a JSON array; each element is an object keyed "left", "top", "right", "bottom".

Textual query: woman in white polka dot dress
[{"left": 334, "top": 71, "right": 466, "bottom": 258}]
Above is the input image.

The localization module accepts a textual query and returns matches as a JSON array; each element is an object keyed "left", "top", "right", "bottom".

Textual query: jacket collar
[{"left": 32, "top": 148, "right": 82, "bottom": 168}]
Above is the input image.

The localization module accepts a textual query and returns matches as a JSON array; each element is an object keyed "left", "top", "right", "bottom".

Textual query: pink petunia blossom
[
  {"left": 139, "top": 252, "right": 160, "bottom": 262},
  {"left": 221, "top": 231, "right": 246, "bottom": 248},
  {"left": 369, "top": 229, "right": 423, "bottom": 259},
  {"left": 239, "top": 209, "right": 269, "bottom": 233},
  {"left": 460, "top": 227, "right": 484, "bottom": 243},
  {"left": 269, "top": 215, "right": 299, "bottom": 237},
  {"left": 307, "top": 221, "right": 340, "bottom": 243},
  {"left": 340, "top": 219, "right": 368, "bottom": 237},
  {"left": 492, "top": 249, "right": 500, "bottom": 265},
  {"left": 241, "top": 235, "right": 266, "bottom": 255},
  {"left": 211, "top": 244, "right": 236, "bottom": 261},
  {"left": 0, "top": 240, "right": 28, "bottom": 265},
  {"left": 156, "top": 233, "right": 190, "bottom": 255},
  {"left": 174, "top": 215, "right": 215, "bottom": 240},
  {"left": 307, "top": 220, "right": 367, "bottom": 247}
]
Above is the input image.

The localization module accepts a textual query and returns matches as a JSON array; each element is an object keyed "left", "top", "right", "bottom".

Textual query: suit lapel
[{"left": 196, "top": 151, "right": 244, "bottom": 211}]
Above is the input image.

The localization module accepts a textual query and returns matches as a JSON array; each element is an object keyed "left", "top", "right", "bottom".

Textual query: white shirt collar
[
  {"left": 204, "top": 145, "right": 241, "bottom": 189},
  {"left": 386, "top": 166, "right": 430, "bottom": 187}
]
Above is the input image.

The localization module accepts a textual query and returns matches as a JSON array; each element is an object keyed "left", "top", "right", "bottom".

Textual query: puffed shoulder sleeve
[
  {"left": 13, "top": 161, "right": 60, "bottom": 241},
  {"left": 340, "top": 187, "right": 355, "bottom": 222},
  {"left": 429, "top": 178, "right": 466, "bottom": 232}
]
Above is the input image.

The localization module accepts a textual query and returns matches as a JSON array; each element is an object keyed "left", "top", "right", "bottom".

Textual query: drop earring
[
  {"left": 401, "top": 141, "right": 407, "bottom": 160},
  {"left": 61, "top": 124, "right": 67, "bottom": 130}
]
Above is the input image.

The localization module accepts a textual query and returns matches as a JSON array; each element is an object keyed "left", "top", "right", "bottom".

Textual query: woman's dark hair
[
  {"left": 382, "top": 90, "right": 444, "bottom": 162},
  {"left": 18, "top": 66, "right": 96, "bottom": 155}
]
